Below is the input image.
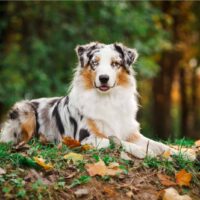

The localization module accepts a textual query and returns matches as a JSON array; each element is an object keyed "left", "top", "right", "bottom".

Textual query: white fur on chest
[{"left": 70, "top": 85, "right": 140, "bottom": 140}]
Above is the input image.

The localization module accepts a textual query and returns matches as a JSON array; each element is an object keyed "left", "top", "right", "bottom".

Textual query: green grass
[{"left": 0, "top": 138, "right": 199, "bottom": 199}]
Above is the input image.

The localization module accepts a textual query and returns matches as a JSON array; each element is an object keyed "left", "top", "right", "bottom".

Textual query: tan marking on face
[
  {"left": 21, "top": 113, "right": 36, "bottom": 143},
  {"left": 126, "top": 133, "right": 141, "bottom": 143},
  {"left": 117, "top": 67, "right": 130, "bottom": 87},
  {"left": 80, "top": 66, "right": 96, "bottom": 90},
  {"left": 87, "top": 119, "right": 107, "bottom": 138}
]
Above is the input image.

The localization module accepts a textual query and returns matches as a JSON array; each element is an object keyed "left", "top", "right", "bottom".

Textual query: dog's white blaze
[{"left": 94, "top": 46, "right": 119, "bottom": 88}]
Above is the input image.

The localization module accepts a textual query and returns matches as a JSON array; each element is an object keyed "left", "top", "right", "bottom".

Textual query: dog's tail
[{"left": 0, "top": 100, "right": 36, "bottom": 145}]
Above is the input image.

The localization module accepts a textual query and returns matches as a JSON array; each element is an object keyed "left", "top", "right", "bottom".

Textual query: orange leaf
[
  {"left": 62, "top": 136, "right": 81, "bottom": 148},
  {"left": 85, "top": 160, "right": 123, "bottom": 177},
  {"left": 34, "top": 157, "right": 53, "bottom": 170},
  {"left": 103, "top": 186, "right": 116, "bottom": 197},
  {"left": 175, "top": 169, "right": 192, "bottom": 186},
  {"left": 86, "top": 160, "right": 107, "bottom": 176},
  {"left": 157, "top": 174, "right": 176, "bottom": 186}
]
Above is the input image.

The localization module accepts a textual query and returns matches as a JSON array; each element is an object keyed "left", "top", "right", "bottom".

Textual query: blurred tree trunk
[
  {"left": 191, "top": 67, "right": 200, "bottom": 138},
  {"left": 152, "top": 2, "right": 193, "bottom": 139},
  {"left": 153, "top": 51, "right": 181, "bottom": 140},
  {"left": 177, "top": 3, "right": 196, "bottom": 138}
]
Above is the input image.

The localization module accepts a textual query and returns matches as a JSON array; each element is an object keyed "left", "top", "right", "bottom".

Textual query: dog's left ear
[
  {"left": 114, "top": 43, "right": 138, "bottom": 69},
  {"left": 75, "top": 42, "right": 99, "bottom": 68}
]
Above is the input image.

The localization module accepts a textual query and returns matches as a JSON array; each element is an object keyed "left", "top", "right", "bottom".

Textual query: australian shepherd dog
[{"left": 0, "top": 42, "right": 194, "bottom": 159}]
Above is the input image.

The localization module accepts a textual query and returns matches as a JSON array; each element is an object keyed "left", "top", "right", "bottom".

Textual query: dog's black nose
[{"left": 99, "top": 75, "right": 109, "bottom": 84}]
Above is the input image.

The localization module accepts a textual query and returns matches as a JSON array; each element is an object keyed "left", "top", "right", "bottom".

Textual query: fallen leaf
[
  {"left": 62, "top": 136, "right": 81, "bottom": 148},
  {"left": 33, "top": 157, "right": 53, "bottom": 170},
  {"left": 86, "top": 159, "right": 123, "bottom": 177},
  {"left": 106, "top": 162, "right": 123, "bottom": 176},
  {"left": 175, "top": 169, "right": 192, "bottom": 186},
  {"left": 86, "top": 160, "right": 107, "bottom": 176},
  {"left": 0, "top": 167, "right": 6, "bottom": 175},
  {"left": 103, "top": 186, "right": 116, "bottom": 197},
  {"left": 63, "top": 152, "right": 83, "bottom": 163},
  {"left": 162, "top": 150, "right": 171, "bottom": 159},
  {"left": 157, "top": 174, "right": 176, "bottom": 186},
  {"left": 81, "top": 144, "right": 93, "bottom": 151},
  {"left": 163, "top": 187, "right": 192, "bottom": 200}
]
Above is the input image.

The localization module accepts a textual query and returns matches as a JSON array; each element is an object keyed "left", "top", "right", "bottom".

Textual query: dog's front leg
[
  {"left": 81, "top": 135, "right": 154, "bottom": 159},
  {"left": 126, "top": 133, "right": 174, "bottom": 156}
]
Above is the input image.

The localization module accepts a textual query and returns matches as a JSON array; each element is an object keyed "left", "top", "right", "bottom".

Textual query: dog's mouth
[
  {"left": 99, "top": 85, "right": 110, "bottom": 92},
  {"left": 94, "top": 82, "right": 115, "bottom": 92}
]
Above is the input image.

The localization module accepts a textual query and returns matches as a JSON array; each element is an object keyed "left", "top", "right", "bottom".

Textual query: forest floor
[{"left": 0, "top": 138, "right": 199, "bottom": 200}]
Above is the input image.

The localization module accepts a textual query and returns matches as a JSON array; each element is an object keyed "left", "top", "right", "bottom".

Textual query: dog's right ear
[{"left": 75, "top": 42, "right": 101, "bottom": 68}]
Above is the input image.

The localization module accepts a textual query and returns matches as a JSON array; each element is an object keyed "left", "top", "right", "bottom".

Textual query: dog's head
[{"left": 75, "top": 42, "right": 138, "bottom": 93}]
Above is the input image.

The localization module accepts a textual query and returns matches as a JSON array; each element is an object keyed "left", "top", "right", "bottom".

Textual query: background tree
[{"left": 0, "top": 1, "right": 200, "bottom": 139}]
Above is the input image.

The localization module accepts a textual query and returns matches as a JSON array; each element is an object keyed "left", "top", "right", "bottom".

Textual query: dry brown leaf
[
  {"left": 175, "top": 169, "right": 192, "bottom": 186},
  {"left": 163, "top": 187, "right": 192, "bottom": 200},
  {"left": 157, "top": 174, "right": 176, "bottom": 186},
  {"left": 103, "top": 186, "right": 116, "bottom": 197},
  {"left": 62, "top": 136, "right": 81, "bottom": 148},
  {"left": 86, "top": 159, "right": 123, "bottom": 177},
  {"left": 34, "top": 157, "right": 53, "bottom": 170}
]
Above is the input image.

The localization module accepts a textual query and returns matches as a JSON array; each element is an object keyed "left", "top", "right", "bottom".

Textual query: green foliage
[
  {"left": 143, "top": 153, "right": 200, "bottom": 184},
  {"left": 0, "top": 2, "right": 169, "bottom": 112},
  {"left": 69, "top": 175, "right": 91, "bottom": 188}
]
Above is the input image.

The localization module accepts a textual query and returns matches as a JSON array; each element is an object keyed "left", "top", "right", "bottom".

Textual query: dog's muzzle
[{"left": 98, "top": 74, "right": 110, "bottom": 92}]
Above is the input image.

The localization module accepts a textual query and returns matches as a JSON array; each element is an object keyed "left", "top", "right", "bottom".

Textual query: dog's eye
[
  {"left": 90, "top": 60, "right": 99, "bottom": 70},
  {"left": 111, "top": 61, "right": 121, "bottom": 68}
]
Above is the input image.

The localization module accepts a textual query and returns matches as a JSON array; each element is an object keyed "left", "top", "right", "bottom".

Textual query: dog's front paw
[{"left": 171, "top": 148, "right": 196, "bottom": 161}]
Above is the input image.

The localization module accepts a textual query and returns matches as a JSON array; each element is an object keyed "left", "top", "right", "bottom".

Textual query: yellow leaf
[
  {"left": 63, "top": 152, "right": 83, "bottom": 163},
  {"left": 34, "top": 157, "right": 53, "bottom": 170},
  {"left": 81, "top": 144, "right": 93, "bottom": 151},
  {"left": 62, "top": 136, "right": 81, "bottom": 148},
  {"left": 162, "top": 150, "right": 171, "bottom": 159},
  {"left": 175, "top": 169, "right": 192, "bottom": 186}
]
